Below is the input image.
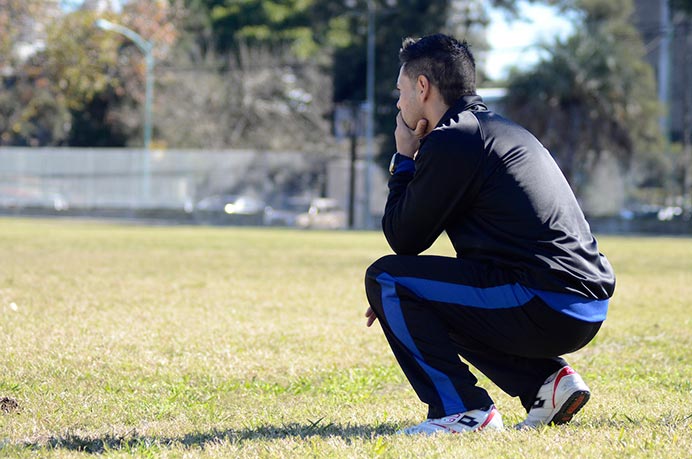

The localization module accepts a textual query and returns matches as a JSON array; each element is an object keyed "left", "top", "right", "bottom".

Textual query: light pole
[
  {"left": 658, "top": 0, "right": 671, "bottom": 137},
  {"left": 95, "top": 18, "right": 154, "bottom": 150},
  {"left": 364, "top": 0, "right": 376, "bottom": 229},
  {"left": 341, "top": 0, "right": 379, "bottom": 228},
  {"left": 96, "top": 18, "right": 154, "bottom": 204}
]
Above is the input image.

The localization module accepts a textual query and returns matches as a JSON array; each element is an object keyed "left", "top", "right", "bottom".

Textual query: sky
[{"left": 486, "top": 1, "right": 575, "bottom": 81}]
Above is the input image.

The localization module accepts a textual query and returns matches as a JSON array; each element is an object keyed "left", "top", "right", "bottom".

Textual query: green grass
[{"left": 0, "top": 218, "right": 690, "bottom": 458}]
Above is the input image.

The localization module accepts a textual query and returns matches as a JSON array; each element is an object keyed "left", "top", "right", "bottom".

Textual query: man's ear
[{"left": 416, "top": 75, "right": 431, "bottom": 101}]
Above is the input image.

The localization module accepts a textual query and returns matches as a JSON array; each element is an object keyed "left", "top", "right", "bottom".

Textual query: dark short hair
[{"left": 399, "top": 34, "right": 476, "bottom": 105}]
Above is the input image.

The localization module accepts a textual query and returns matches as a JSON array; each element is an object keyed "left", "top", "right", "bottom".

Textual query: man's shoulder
[
  {"left": 417, "top": 115, "right": 484, "bottom": 165},
  {"left": 425, "top": 111, "right": 482, "bottom": 149},
  {"left": 439, "top": 109, "right": 483, "bottom": 132},
  {"left": 473, "top": 110, "right": 533, "bottom": 139}
]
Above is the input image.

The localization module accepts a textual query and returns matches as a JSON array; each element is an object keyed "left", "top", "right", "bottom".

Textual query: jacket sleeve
[{"left": 382, "top": 128, "right": 484, "bottom": 255}]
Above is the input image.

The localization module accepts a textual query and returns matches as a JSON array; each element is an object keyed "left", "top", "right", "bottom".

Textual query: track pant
[{"left": 364, "top": 254, "right": 603, "bottom": 419}]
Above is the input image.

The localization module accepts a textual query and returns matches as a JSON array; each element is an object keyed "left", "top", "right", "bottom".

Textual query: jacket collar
[{"left": 436, "top": 94, "right": 487, "bottom": 128}]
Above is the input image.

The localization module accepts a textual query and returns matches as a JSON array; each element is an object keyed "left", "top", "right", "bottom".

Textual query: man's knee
[
  {"left": 366, "top": 254, "right": 407, "bottom": 280},
  {"left": 365, "top": 254, "right": 404, "bottom": 294},
  {"left": 364, "top": 255, "right": 400, "bottom": 314}
]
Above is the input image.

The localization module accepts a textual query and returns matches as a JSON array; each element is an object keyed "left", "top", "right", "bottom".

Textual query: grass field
[{"left": 0, "top": 217, "right": 690, "bottom": 458}]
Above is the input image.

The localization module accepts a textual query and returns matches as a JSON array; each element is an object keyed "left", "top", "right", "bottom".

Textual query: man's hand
[
  {"left": 395, "top": 112, "right": 428, "bottom": 158},
  {"left": 365, "top": 306, "right": 378, "bottom": 327}
]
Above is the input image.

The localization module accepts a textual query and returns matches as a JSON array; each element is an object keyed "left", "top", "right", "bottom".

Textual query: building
[{"left": 633, "top": 0, "right": 691, "bottom": 142}]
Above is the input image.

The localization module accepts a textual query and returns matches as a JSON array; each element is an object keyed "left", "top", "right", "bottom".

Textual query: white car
[
  {"left": 262, "top": 197, "right": 312, "bottom": 227},
  {"left": 295, "top": 198, "right": 347, "bottom": 230},
  {"left": 193, "top": 194, "right": 266, "bottom": 225}
]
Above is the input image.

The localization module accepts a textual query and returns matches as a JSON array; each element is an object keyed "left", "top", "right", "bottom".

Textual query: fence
[{"left": 0, "top": 147, "right": 388, "bottom": 227}]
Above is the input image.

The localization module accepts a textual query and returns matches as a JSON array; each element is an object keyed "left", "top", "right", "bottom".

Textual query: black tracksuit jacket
[{"left": 383, "top": 95, "right": 615, "bottom": 300}]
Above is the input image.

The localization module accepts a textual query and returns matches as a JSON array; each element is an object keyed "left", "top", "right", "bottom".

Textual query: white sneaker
[
  {"left": 398, "top": 405, "right": 503, "bottom": 435},
  {"left": 516, "top": 366, "right": 590, "bottom": 429}
]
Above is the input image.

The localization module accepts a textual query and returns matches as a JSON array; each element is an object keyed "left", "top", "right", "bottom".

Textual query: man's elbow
[{"left": 384, "top": 232, "right": 425, "bottom": 256}]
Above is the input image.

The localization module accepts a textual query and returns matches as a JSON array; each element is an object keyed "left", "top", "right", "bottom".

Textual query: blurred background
[{"left": 0, "top": 0, "right": 690, "bottom": 232}]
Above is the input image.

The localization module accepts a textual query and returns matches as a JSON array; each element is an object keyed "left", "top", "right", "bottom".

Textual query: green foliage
[
  {"left": 44, "top": 11, "right": 122, "bottom": 112},
  {"left": 195, "top": 0, "right": 333, "bottom": 60},
  {"left": 351, "top": 0, "right": 527, "bottom": 166},
  {"left": 0, "top": 71, "right": 71, "bottom": 146},
  {"left": 0, "top": 11, "right": 122, "bottom": 146},
  {"left": 5, "top": 0, "right": 668, "bottom": 157},
  {"left": 177, "top": 0, "right": 513, "bottom": 151},
  {"left": 672, "top": 0, "right": 692, "bottom": 14},
  {"left": 0, "top": 1, "right": 71, "bottom": 145},
  {"left": 332, "top": 0, "right": 453, "bottom": 167},
  {"left": 0, "top": 9, "right": 135, "bottom": 147},
  {"left": 0, "top": 0, "right": 46, "bottom": 71},
  {"left": 0, "top": 1, "right": 180, "bottom": 147},
  {"left": 503, "top": 0, "right": 662, "bottom": 194},
  {"left": 170, "top": 0, "right": 500, "bottom": 151}
]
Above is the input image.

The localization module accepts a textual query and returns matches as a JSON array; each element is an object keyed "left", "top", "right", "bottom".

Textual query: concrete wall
[{"left": 0, "top": 147, "right": 389, "bottom": 227}]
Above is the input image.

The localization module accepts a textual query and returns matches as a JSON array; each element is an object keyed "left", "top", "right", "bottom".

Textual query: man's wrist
[{"left": 389, "top": 152, "right": 415, "bottom": 175}]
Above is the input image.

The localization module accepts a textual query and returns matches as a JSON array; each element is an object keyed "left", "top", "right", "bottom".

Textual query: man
[{"left": 364, "top": 34, "right": 615, "bottom": 435}]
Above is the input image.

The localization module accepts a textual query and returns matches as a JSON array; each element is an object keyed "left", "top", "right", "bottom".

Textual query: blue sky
[
  {"left": 486, "top": 1, "right": 575, "bottom": 80},
  {"left": 59, "top": 0, "right": 87, "bottom": 11}
]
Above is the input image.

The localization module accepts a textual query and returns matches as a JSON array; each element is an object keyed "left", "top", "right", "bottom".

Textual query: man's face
[{"left": 396, "top": 66, "right": 423, "bottom": 130}]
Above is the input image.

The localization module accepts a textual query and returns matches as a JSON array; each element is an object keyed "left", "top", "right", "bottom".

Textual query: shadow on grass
[{"left": 18, "top": 421, "right": 401, "bottom": 454}]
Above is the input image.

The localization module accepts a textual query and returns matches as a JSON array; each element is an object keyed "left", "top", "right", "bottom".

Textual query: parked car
[
  {"left": 263, "top": 197, "right": 312, "bottom": 227},
  {"left": 192, "top": 194, "right": 266, "bottom": 225},
  {"left": 295, "top": 198, "right": 347, "bottom": 230},
  {"left": 0, "top": 187, "right": 69, "bottom": 212}
]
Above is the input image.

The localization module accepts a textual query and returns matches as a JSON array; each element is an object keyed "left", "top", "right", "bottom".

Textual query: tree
[
  {"left": 152, "top": 1, "right": 335, "bottom": 150},
  {"left": 155, "top": 43, "right": 333, "bottom": 150},
  {"left": 0, "top": 0, "right": 49, "bottom": 72},
  {"left": 0, "top": 1, "right": 179, "bottom": 147},
  {"left": 0, "top": 0, "right": 542, "bottom": 149},
  {"left": 175, "top": 0, "right": 530, "bottom": 140},
  {"left": 0, "top": 0, "right": 67, "bottom": 146},
  {"left": 72, "top": 0, "right": 180, "bottom": 146},
  {"left": 502, "top": 0, "right": 662, "bottom": 213},
  {"left": 672, "top": 0, "right": 692, "bottom": 14},
  {"left": 152, "top": 0, "right": 349, "bottom": 150},
  {"left": 330, "top": 0, "right": 532, "bottom": 167},
  {"left": 0, "top": 65, "right": 72, "bottom": 146},
  {"left": 182, "top": 0, "right": 342, "bottom": 61},
  {"left": 43, "top": 9, "right": 129, "bottom": 146}
]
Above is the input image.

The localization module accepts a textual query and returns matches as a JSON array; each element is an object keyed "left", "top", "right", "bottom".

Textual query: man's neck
[{"left": 423, "top": 99, "right": 450, "bottom": 135}]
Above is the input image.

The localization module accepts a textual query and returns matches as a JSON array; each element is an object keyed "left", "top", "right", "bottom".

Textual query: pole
[
  {"left": 348, "top": 104, "right": 358, "bottom": 229},
  {"left": 658, "top": 0, "right": 671, "bottom": 136},
  {"left": 95, "top": 19, "right": 153, "bottom": 203},
  {"left": 143, "top": 49, "right": 153, "bottom": 199},
  {"left": 143, "top": 49, "right": 154, "bottom": 150},
  {"left": 364, "top": 0, "right": 376, "bottom": 229},
  {"left": 682, "top": 20, "right": 692, "bottom": 212},
  {"left": 96, "top": 20, "right": 154, "bottom": 150}
]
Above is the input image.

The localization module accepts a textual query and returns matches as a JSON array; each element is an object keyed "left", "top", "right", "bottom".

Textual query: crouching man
[{"left": 364, "top": 33, "right": 615, "bottom": 435}]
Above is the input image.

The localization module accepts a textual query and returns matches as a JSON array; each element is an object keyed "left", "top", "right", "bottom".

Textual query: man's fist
[{"left": 395, "top": 112, "right": 428, "bottom": 158}]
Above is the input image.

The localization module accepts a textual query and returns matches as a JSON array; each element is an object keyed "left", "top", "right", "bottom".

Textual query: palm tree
[{"left": 503, "top": 0, "right": 661, "bottom": 197}]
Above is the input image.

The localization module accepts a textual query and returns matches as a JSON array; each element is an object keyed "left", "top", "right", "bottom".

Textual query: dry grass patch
[{"left": 0, "top": 218, "right": 690, "bottom": 458}]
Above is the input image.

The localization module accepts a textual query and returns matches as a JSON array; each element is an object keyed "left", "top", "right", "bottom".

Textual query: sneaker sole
[{"left": 549, "top": 390, "right": 590, "bottom": 425}]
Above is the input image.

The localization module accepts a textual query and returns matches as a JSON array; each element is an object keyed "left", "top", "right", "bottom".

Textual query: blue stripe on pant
[
  {"left": 378, "top": 272, "right": 469, "bottom": 415},
  {"left": 365, "top": 255, "right": 605, "bottom": 418}
]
